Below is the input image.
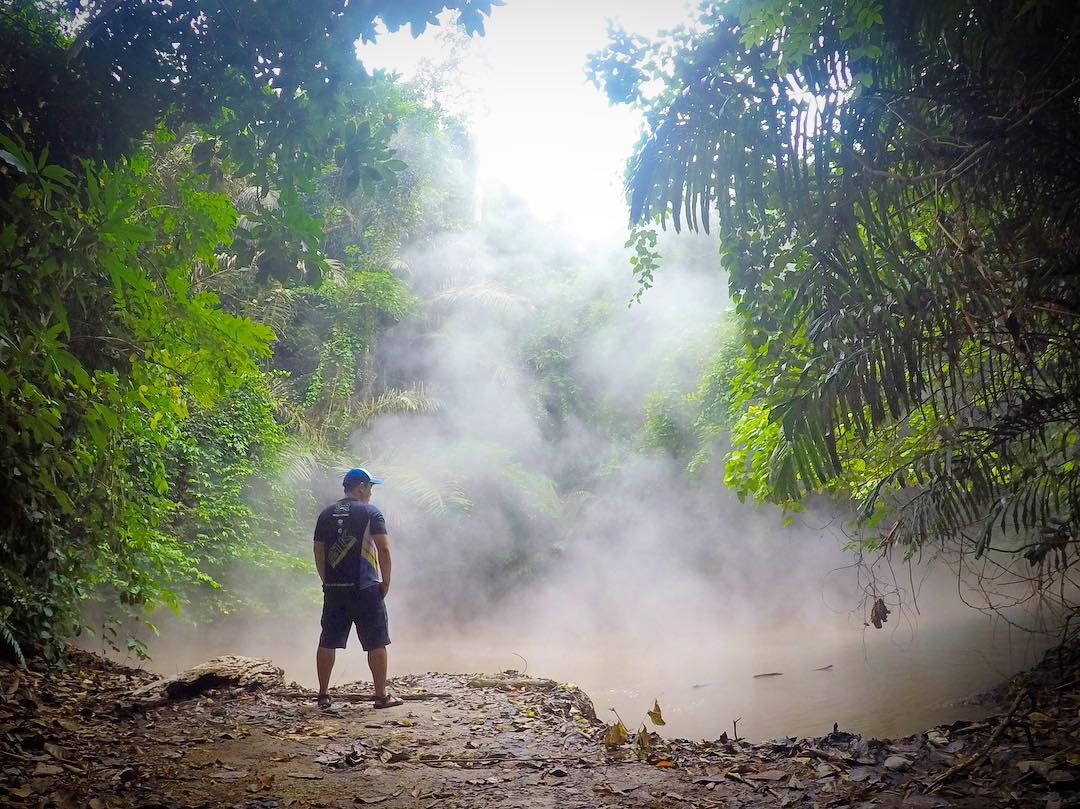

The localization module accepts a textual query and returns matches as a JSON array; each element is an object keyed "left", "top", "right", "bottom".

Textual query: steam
[
  {"left": 132, "top": 173, "right": 1052, "bottom": 742},
  {"left": 125, "top": 13, "right": 1056, "bottom": 742}
]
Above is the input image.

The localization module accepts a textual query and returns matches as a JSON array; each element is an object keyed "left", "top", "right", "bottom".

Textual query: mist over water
[
  {"left": 132, "top": 182, "right": 1055, "bottom": 742},
  {"left": 141, "top": 564, "right": 1051, "bottom": 742}
]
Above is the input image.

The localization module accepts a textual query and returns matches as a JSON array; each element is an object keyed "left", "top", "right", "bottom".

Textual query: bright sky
[{"left": 359, "top": 0, "right": 696, "bottom": 244}]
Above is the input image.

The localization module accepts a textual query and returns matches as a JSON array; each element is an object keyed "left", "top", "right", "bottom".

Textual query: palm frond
[
  {"left": 430, "top": 281, "right": 533, "bottom": 312},
  {"left": 353, "top": 386, "right": 441, "bottom": 431},
  {"left": 628, "top": 0, "right": 1080, "bottom": 582}
]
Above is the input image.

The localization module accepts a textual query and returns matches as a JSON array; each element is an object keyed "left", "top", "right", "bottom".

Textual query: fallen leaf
[
  {"left": 43, "top": 743, "right": 66, "bottom": 760},
  {"left": 655, "top": 760, "right": 676, "bottom": 768},
  {"left": 926, "top": 729, "right": 948, "bottom": 746},
  {"left": 287, "top": 771, "right": 324, "bottom": 780},
  {"left": 355, "top": 792, "right": 402, "bottom": 804},
  {"left": 596, "top": 783, "right": 633, "bottom": 797},
  {"left": 848, "top": 766, "right": 881, "bottom": 784},
  {"left": 902, "top": 795, "right": 948, "bottom": 809},
  {"left": 814, "top": 762, "right": 838, "bottom": 778},
  {"left": 884, "top": 755, "right": 911, "bottom": 771},
  {"left": 32, "top": 763, "right": 64, "bottom": 777},
  {"left": 1028, "top": 711, "right": 1057, "bottom": 729},
  {"left": 747, "top": 769, "right": 786, "bottom": 781},
  {"left": 7, "top": 786, "right": 35, "bottom": 798},
  {"left": 247, "top": 772, "right": 274, "bottom": 793},
  {"left": 1017, "top": 760, "right": 1052, "bottom": 777}
]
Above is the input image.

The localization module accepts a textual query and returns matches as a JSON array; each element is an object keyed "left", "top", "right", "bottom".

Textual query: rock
[
  {"left": 126, "top": 656, "right": 284, "bottom": 708},
  {"left": 884, "top": 755, "right": 911, "bottom": 771}
]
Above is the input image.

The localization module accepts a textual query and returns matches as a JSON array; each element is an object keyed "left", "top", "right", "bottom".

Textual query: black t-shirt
[{"left": 313, "top": 498, "right": 387, "bottom": 586}]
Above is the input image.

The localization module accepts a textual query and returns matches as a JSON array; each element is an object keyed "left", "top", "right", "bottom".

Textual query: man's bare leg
[
  {"left": 316, "top": 646, "right": 336, "bottom": 698},
  {"left": 367, "top": 646, "right": 388, "bottom": 698}
]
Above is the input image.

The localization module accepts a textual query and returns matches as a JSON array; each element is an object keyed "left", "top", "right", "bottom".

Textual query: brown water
[{"left": 133, "top": 607, "right": 1052, "bottom": 742}]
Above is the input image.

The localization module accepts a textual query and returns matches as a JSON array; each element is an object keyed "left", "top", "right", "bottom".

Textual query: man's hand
[
  {"left": 374, "top": 533, "right": 391, "bottom": 599},
  {"left": 313, "top": 540, "right": 327, "bottom": 584}
]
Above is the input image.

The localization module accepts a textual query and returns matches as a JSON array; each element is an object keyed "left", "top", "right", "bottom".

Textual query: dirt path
[{"left": 1, "top": 647, "right": 1078, "bottom": 808}]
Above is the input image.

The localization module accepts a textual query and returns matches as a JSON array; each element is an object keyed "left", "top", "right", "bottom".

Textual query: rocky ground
[{"left": 1, "top": 643, "right": 1079, "bottom": 808}]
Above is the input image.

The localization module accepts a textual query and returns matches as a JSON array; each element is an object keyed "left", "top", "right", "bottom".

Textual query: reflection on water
[
  {"left": 580, "top": 618, "right": 1052, "bottom": 741},
  {"left": 138, "top": 609, "right": 1052, "bottom": 742}
]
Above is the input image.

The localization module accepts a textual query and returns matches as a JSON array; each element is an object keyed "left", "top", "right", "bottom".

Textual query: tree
[
  {"left": 1, "top": 0, "right": 500, "bottom": 188},
  {"left": 0, "top": 136, "right": 275, "bottom": 660},
  {"left": 0, "top": 1, "right": 501, "bottom": 660},
  {"left": 591, "top": 0, "right": 1080, "bottom": 624}
]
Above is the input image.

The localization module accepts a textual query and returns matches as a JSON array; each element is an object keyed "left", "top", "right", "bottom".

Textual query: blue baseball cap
[{"left": 343, "top": 467, "right": 383, "bottom": 488}]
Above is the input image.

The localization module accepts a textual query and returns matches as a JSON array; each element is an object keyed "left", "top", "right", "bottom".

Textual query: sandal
[
  {"left": 373, "top": 693, "right": 404, "bottom": 709},
  {"left": 317, "top": 693, "right": 333, "bottom": 711}
]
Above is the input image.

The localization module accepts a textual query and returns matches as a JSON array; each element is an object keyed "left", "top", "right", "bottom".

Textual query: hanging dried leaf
[
  {"left": 647, "top": 699, "right": 666, "bottom": 727},
  {"left": 869, "top": 598, "right": 890, "bottom": 629},
  {"left": 636, "top": 725, "right": 652, "bottom": 752},
  {"left": 603, "top": 721, "right": 629, "bottom": 747}
]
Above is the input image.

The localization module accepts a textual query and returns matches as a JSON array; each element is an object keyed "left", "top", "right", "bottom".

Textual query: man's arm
[
  {"left": 374, "top": 533, "right": 391, "bottom": 597},
  {"left": 313, "top": 539, "right": 327, "bottom": 584}
]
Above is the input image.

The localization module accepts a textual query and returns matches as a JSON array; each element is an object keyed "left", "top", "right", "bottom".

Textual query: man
[{"left": 313, "top": 467, "right": 403, "bottom": 710}]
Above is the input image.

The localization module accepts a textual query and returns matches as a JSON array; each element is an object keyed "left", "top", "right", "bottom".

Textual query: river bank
[{"left": 1, "top": 643, "right": 1078, "bottom": 808}]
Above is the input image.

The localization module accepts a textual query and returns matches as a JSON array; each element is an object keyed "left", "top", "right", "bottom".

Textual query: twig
[
  {"left": 66, "top": 0, "right": 126, "bottom": 63},
  {"left": 266, "top": 690, "right": 452, "bottom": 702},
  {"left": 732, "top": 717, "right": 742, "bottom": 742},
  {"left": 512, "top": 652, "right": 529, "bottom": 676},
  {"left": 927, "top": 688, "right": 1028, "bottom": 792},
  {"left": 418, "top": 754, "right": 584, "bottom": 766}
]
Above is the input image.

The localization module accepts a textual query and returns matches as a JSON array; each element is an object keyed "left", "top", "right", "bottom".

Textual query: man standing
[{"left": 313, "top": 468, "right": 403, "bottom": 710}]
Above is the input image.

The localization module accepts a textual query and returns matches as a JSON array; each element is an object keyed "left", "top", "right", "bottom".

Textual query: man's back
[{"left": 314, "top": 497, "right": 386, "bottom": 587}]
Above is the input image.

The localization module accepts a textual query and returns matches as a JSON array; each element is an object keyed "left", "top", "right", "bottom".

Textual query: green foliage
[
  {"left": 1, "top": 0, "right": 500, "bottom": 191},
  {"left": 0, "top": 136, "right": 273, "bottom": 659},
  {"left": 686, "top": 314, "right": 747, "bottom": 473},
  {"left": 604, "top": 0, "right": 1080, "bottom": 593},
  {"left": 162, "top": 382, "right": 308, "bottom": 616},
  {"left": 641, "top": 390, "right": 696, "bottom": 459},
  {"left": 626, "top": 224, "right": 662, "bottom": 303},
  {"left": 0, "top": 1, "right": 502, "bottom": 661}
]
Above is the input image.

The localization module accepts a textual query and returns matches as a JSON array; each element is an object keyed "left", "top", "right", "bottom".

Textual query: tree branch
[{"left": 66, "top": 0, "right": 126, "bottom": 64}]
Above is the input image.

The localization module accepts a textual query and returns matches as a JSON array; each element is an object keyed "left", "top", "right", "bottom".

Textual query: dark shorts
[{"left": 319, "top": 584, "right": 390, "bottom": 651}]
